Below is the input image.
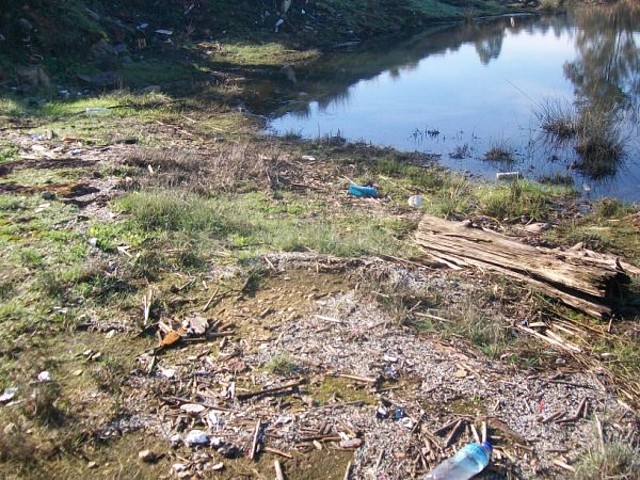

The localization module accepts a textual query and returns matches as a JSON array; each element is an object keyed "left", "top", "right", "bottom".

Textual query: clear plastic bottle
[{"left": 424, "top": 441, "right": 492, "bottom": 480}]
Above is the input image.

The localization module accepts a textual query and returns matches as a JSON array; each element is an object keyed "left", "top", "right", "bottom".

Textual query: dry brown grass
[{"left": 122, "top": 141, "right": 299, "bottom": 194}]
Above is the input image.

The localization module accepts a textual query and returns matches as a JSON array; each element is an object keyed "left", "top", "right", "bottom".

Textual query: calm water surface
[{"left": 266, "top": 3, "right": 640, "bottom": 201}]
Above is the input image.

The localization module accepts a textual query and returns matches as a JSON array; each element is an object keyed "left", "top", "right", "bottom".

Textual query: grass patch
[
  {"left": 117, "top": 189, "right": 417, "bottom": 259},
  {"left": 574, "top": 421, "right": 640, "bottom": 479},
  {"left": 477, "top": 179, "right": 572, "bottom": 221},
  {"left": 264, "top": 354, "right": 299, "bottom": 376},
  {"left": 430, "top": 174, "right": 472, "bottom": 218}
]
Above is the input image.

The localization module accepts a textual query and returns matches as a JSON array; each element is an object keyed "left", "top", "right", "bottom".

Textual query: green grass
[
  {"left": 477, "top": 179, "right": 574, "bottom": 221},
  {"left": 574, "top": 422, "right": 640, "bottom": 480},
  {"left": 264, "top": 354, "right": 299, "bottom": 376},
  {"left": 117, "top": 189, "right": 418, "bottom": 259}
]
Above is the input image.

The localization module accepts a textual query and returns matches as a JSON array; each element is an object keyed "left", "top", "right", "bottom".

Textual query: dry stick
[
  {"left": 202, "top": 288, "right": 220, "bottom": 312},
  {"left": 595, "top": 414, "right": 605, "bottom": 451},
  {"left": 481, "top": 421, "right": 487, "bottom": 443},
  {"left": 264, "top": 447, "right": 292, "bottom": 459},
  {"left": 143, "top": 289, "right": 152, "bottom": 327},
  {"left": 274, "top": 460, "right": 285, "bottom": 480},
  {"left": 413, "top": 311, "right": 453, "bottom": 323},
  {"left": 336, "top": 373, "right": 378, "bottom": 384},
  {"left": 444, "top": 420, "right": 464, "bottom": 448},
  {"left": 237, "top": 379, "right": 304, "bottom": 401},
  {"left": 343, "top": 460, "right": 353, "bottom": 480},
  {"left": 433, "top": 419, "right": 457, "bottom": 436},
  {"left": 375, "top": 449, "right": 385, "bottom": 470},
  {"left": 250, "top": 420, "right": 262, "bottom": 461},
  {"left": 552, "top": 459, "right": 576, "bottom": 472},
  {"left": 470, "top": 423, "right": 481, "bottom": 444}
]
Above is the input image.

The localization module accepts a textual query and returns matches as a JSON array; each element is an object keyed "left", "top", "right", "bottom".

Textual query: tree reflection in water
[{"left": 563, "top": 0, "right": 640, "bottom": 179}]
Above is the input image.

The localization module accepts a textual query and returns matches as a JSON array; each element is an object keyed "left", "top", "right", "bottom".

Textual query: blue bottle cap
[{"left": 481, "top": 441, "right": 493, "bottom": 453}]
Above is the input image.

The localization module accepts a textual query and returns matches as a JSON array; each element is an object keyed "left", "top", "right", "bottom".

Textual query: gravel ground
[{"left": 106, "top": 253, "right": 639, "bottom": 479}]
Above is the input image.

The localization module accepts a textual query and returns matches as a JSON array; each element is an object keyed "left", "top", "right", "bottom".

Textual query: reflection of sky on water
[{"left": 269, "top": 16, "right": 640, "bottom": 202}]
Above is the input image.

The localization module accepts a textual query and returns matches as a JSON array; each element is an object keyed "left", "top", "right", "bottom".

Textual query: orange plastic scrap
[{"left": 160, "top": 326, "right": 188, "bottom": 348}]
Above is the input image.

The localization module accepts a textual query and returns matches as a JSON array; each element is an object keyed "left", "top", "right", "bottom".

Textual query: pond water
[{"left": 265, "top": 2, "right": 640, "bottom": 202}]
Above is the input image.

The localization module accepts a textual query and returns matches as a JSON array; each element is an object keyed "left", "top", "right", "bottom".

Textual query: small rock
[
  {"left": 87, "top": 461, "right": 97, "bottom": 469},
  {"left": 180, "top": 403, "right": 206, "bottom": 415},
  {"left": 186, "top": 315, "right": 209, "bottom": 336},
  {"left": 37, "top": 371, "right": 52, "bottom": 382},
  {"left": 211, "top": 462, "right": 224, "bottom": 471},
  {"left": 42, "top": 191, "right": 56, "bottom": 200},
  {"left": 172, "top": 463, "right": 187, "bottom": 472},
  {"left": 217, "top": 443, "right": 240, "bottom": 458},
  {"left": 185, "top": 430, "right": 209, "bottom": 446},
  {"left": 0, "top": 387, "right": 17, "bottom": 403},
  {"left": 35, "top": 203, "right": 50, "bottom": 213},
  {"left": 524, "top": 222, "right": 551, "bottom": 234},
  {"left": 159, "top": 367, "right": 176, "bottom": 379},
  {"left": 301, "top": 155, "right": 316, "bottom": 161},
  {"left": 170, "top": 434, "right": 182, "bottom": 447},
  {"left": 339, "top": 438, "right": 363, "bottom": 449},
  {"left": 72, "top": 369, "right": 84, "bottom": 376},
  {"left": 138, "top": 449, "right": 157, "bottom": 462},
  {"left": 88, "top": 237, "right": 98, "bottom": 247},
  {"left": 105, "top": 330, "right": 116, "bottom": 339},
  {"left": 453, "top": 369, "right": 468, "bottom": 378},
  {"left": 400, "top": 417, "right": 414, "bottom": 429},
  {"left": 210, "top": 436, "right": 224, "bottom": 448},
  {"left": 375, "top": 405, "right": 388, "bottom": 419},
  {"left": 90, "top": 352, "right": 102, "bottom": 361},
  {"left": 3, "top": 422, "right": 17, "bottom": 434}
]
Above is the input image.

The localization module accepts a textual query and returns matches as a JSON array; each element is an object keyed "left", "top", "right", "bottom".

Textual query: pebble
[
  {"left": 138, "top": 449, "right": 156, "bottom": 462},
  {"left": 37, "top": 371, "right": 52, "bottom": 382},
  {"left": 185, "top": 430, "right": 209, "bottom": 446},
  {"left": 339, "top": 438, "right": 363, "bottom": 449},
  {"left": 87, "top": 461, "right": 97, "bottom": 469},
  {"left": 180, "top": 403, "right": 206, "bottom": 414}
]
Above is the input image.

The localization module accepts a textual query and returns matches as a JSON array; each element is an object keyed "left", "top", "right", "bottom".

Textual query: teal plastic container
[{"left": 348, "top": 184, "right": 377, "bottom": 198}]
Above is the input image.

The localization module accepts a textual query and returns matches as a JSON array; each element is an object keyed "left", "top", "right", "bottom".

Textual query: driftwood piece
[{"left": 415, "top": 215, "right": 637, "bottom": 318}]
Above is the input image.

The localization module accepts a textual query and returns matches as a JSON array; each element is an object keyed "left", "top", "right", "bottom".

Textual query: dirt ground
[
  {"left": 1, "top": 122, "right": 639, "bottom": 480},
  {"left": 53, "top": 249, "right": 632, "bottom": 480}
]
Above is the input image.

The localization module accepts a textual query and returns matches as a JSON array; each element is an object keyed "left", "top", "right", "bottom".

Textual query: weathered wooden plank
[{"left": 415, "top": 215, "right": 634, "bottom": 318}]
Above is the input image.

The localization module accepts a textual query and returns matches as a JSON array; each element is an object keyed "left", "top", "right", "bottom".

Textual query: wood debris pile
[{"left": 96, "top": 254, "right": 640, "bottom": 479}]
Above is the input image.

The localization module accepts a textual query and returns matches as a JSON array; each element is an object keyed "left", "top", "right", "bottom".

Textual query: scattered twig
[
  {"left": 343, "top": 460, "right": 352, "bottom": 480},
  {"left": 264, "top": 447, "right": 292, "bottom": 459},
  {"left": 315, "top": 314, "right": 344, "bottom": 324},
  {"left": 552, "top": 459, "right": 576, "bottom": 472},
  {"left": 274, "top": 460, "right": 285, "bottom": 480},
  {"left": 413, "top": 311, "right": 453, "bottom": 323},
  {"left": 250, "top": 420, "right": 262, "bottom": 460},
  {"left": 202, "top": 288, "right": 220, "bottom": 312},
  {"left": 595, "top": 414, "right": 605, "bottom": 451},
  {"left": 237, "top": 379, "right": 305, "bottom": 401},
  {"left": 335, "top": 373, "right": 378, "bottom": 384},
  {"left": 142, "top": 289, "right": 153, "bottom": 328},
  {"left": 470, "top": 423, "right": 481, "bottom": 444},
  {"left": 444, "top": 420, "right": 464, "bottom": 448}
]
